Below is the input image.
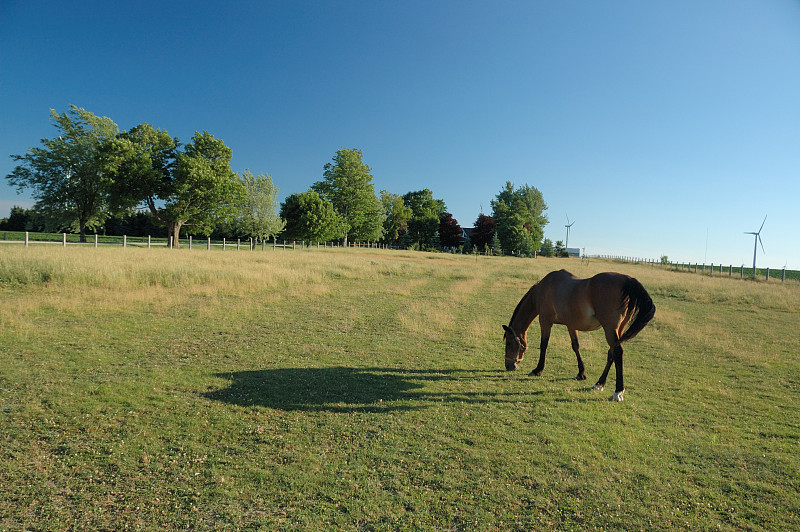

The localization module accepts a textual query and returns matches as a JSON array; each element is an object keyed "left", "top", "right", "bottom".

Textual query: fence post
[
  {"left": 729, "top": 265, "right": 732, "bottom": 278},
  {"left": 207, "top": 237, "right": 211, "bottom": 250},
  {"left": 782, "top": 267, "right": 785, "bottom": 283},
  {"left": 223, "top": 238, "right": 226, "bottom": 250},
  {"left": 189, "top": 235, "right": 193, "bottom": 249},
  {"left": 147, "top": 235, "right": 151, "bottom": 249},
  {"left": 237, "top": 238, "right": 240, "bottom": 251},
  {"left": 95, "top": 234, "right": 98, "bottom": 248},
  {"left": 710, "top": 263, "right": 713, "bottom": 276},
  {"left": 123, "top": 235, "right": 127, "bottom": 248},
  {"left": 63, "top": 233, "right": 67, "bottom": 247},
  {"left": 25, "top": 231, "right": 29, "bottom": 247},
  {"left": 766, "top": 267, "right": 770, "bottom": 282}
]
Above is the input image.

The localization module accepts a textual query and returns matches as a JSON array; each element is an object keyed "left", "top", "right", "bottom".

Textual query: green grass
[{"left": 1, "top": 246, "right": 798, "bottom": 530}]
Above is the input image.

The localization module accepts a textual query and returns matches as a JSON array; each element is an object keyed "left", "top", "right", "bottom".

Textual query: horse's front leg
[
  {"left": 529, "top": 322, "right": 552, "bottom": 376},
  {"left": 568, "top": 329, "right": 586, "bottom": 380}
]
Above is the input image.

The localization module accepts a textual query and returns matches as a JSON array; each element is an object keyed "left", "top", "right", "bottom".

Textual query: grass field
[{"left": 1, "top": 246, "right": 798, "bottom": 530}]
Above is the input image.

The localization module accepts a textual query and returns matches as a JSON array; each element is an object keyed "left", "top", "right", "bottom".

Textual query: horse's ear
[{"left": 502, "top": 325, "right": 511, "bottom": 333}]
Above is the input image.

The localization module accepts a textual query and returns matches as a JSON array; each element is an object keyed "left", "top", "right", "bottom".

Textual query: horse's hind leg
[
  {"left": 593, "top": 348, "right": 614, "bottom": 392},
  {"left": 568, "top": 329, "right": 586, "bottom": 380},
  {"left": 594, "top": 327, "right": 624, "bottom": 401}
]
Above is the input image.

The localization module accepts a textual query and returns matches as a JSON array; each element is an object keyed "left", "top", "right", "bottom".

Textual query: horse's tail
[{"left": 619, "top": 277, "right": 655, "bottom": 343}]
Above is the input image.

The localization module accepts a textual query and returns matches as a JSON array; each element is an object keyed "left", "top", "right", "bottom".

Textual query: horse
[{"left": 503, "top": 269, "right": 655, "bottom": 401}]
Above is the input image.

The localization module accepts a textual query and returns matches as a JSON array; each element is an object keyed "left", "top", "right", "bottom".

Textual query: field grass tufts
[{"left": 1, "top": 246, "right": 798, "bottom": 530}]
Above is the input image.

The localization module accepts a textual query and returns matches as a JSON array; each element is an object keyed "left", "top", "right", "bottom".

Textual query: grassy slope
[{"left": 1, "top": 246, "right": 798, "bottom": 530}]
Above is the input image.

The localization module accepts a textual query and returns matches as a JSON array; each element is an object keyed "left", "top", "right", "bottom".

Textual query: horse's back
[
  {"left": 537, "top": 270, "right": 599, "bottom": 329},
  {"left": 587, "top": 272, "right": 642, "bottom": 326}
]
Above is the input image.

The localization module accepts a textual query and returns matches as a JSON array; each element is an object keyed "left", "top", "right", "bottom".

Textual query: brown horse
[{"left": 503, "top": 270, "right": 655, "bottom": 401}]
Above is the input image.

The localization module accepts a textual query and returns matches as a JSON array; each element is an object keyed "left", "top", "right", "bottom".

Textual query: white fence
[{"left": 1, "top": 232, "right": 394, "bottom": 251}]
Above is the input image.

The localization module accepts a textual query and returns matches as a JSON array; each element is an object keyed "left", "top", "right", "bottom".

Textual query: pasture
[{"left": 1, "top": 246, "right": 798, "bottom": 530}]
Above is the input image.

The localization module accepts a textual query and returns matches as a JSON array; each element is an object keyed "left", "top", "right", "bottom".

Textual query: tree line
[{"left": 4, "top": 106, "right": 551, "bottom": 254}]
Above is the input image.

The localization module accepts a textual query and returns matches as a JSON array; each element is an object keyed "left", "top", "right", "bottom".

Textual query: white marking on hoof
[
  {"left": 610, "top": 391, "right": 624, "bottom": 402},
  {"left": 592, "top": 383, "right": 604, "bottom": 392}
]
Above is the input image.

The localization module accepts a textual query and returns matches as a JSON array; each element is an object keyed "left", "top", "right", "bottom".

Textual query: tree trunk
[
  {"left": 78, "top": 217, "right": 88, "bottom": 243},
  {"left": 167, "top": 221, "right": 184, "bottom": 248}
]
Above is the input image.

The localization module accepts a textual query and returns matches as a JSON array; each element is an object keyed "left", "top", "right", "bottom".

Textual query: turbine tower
[
  {"left": 744, "top": 215, "right": 766, "bottom": 278},
  {"left": 565, "top": 215, "right": 575, "bottom": 251}
]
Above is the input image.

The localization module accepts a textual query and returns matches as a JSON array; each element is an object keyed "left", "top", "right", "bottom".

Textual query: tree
[
  {"left": 236, "top": 170, "right": 285, "bottom": 246},
  {"left": 105, "top": 126, "right": 244, "bottom": 247},
  {"left": 540, "top": 238, "right": 555, "bottom": 257},
  {"left": 312, "top": 148, "right": 384, "bottom": 244},
  {"left": 403, "top": 189, "right": 446, "bottom": 250},
  {"left": 380, "top": 190, "right": 412, "bottom": 245},
  {"left": 403, "top": 189, "right": 446, "bottom": 220},
  {"left": 491, "top": 181, "right": 548, "bottom": 256},
  {"left": 280, "top": 190, "right": 344, "bottom": 242},
  {"left": 471, "top": 214, "right": 495, "bottom": 250},
  {"left": 491, "top": 233, "right": 502, "bottom": 255},
  {"left": 0, "top": 206, "right": 30, "bottom": 231},
  {"left": 104, "top": 122, "right": 178, "bottom": 214},
  {"left": 6, "top": 106, "right": 119, "bottom": 241},
  {"left": 438, "top": 212, "right": 463, "bottom": 249},
  {"left": 555, "top": 240, "right": 565, "bottom": 257}
]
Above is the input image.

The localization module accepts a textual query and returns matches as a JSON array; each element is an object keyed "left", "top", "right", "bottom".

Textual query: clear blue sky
[{"left": 2, "top": 1, "right": 799, "bottom": 268}]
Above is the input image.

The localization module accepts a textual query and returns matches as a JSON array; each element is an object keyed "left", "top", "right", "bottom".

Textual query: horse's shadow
[{"left": 202, "top": 366, "right": 533, "bottom": 413}]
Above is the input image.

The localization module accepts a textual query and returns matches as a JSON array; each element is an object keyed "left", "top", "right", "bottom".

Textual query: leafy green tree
[
  {"left": 6, "top": 106, "right": 119, "bottom": 241},
  {"left": 540, "top": 238, "right": 555, "bottom": 257},
  {"left": 491, "top": 233, "right": 502, "bottom": 255},
  {"left": 0, "top": 206, "right": 30, "bottom": 231},
  {"left": 380, "top": 190, "right": 412, "bottom": 245},
  {"left": 105, "top": 126, "right": 244, "bottom": 246},
  {"left": 491, "top": 181, "right": 548, "bottom": 256},
  {"left": 312, "top": 148, "right": 384, "bottom": 244},
  {"left": 236, "top": 170, "right": 285, "bottom": 245},
  {"left": 403, "top": 189, "right": 446, "bottom": 220},
  {"left": 555, "top": 240, "right": 565, "bottom": 257},
  {"left": 280, "top": 190, "right": 344, "bottom": 242},
  {"left": 403, "top": 189, "right": 446, "bottom": 250},
  {"left": 104, "top": 122, "right": 179, "bottom": 214}
]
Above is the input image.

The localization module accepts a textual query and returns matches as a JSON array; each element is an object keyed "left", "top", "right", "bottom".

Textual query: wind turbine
[
  {"left": 564, "top": 214, "right": 575, "bottom": 251},
  {"left": 744, "top": 215, "right": 766, "bottom": 278}
]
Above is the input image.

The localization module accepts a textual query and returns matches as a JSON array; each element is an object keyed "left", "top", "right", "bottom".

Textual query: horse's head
[{"left": 502, "top": 324, "right": 527, "bottom": 371}]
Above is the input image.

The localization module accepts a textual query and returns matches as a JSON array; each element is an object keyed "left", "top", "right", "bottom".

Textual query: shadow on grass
[{"left": 202, "top": 366, "right": 536, "bottom": 413}]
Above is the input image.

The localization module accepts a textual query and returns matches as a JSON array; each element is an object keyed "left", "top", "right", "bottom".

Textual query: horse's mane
[{"left": 508, "top": 284, "right": 536, "bottom": 327}]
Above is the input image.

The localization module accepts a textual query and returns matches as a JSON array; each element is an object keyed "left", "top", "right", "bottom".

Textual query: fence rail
[
  {"left": 4, "top": 231, "right": 797, "bottom": 283},
  {"left": 0, "top": 231, "right": 400, "bottom": 251},
  {"left": 589, "top": 254, "right": 799, "bottom": 283}
]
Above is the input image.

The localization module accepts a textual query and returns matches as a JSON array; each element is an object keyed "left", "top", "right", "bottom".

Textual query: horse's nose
[{"left": 506, "top": 362, "right": 518, "bottom": 371}]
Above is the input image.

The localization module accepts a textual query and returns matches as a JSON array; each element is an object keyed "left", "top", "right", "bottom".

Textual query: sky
[{"left": 1, "top": 0, "right": 799, "bottom": 268}]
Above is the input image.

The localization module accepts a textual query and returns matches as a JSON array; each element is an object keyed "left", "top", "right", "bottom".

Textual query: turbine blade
[
  {"left": 759, "top": 235, "right": 765, "bottom": 254},
  {"left": 758, "top": 215, "right": 767, "bottom": 234}
]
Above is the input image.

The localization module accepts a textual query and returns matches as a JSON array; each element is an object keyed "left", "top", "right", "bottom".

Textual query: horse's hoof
[
  {"left": 592, "top": 383, "right": 604, "bottom": 392},
  {"left": 576, "top": 373, "right": 587, "bottom": 381},
  {"left": 610, "top": 391, "right": 624, "bottom": 402},
  {"left": 529, "top": 369, "right": 543, "bottom": 377}
]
